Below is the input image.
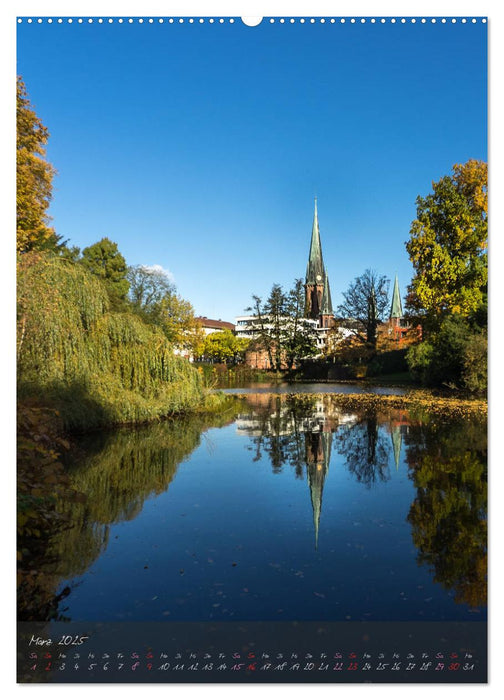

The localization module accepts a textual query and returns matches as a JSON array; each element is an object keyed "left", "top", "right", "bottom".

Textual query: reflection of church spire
[
  {"left": 391, "top": 425, "right": 402, "bottom": 470},
  {"left": 305, "top": 431, "right": 332, "bottom": 549}
]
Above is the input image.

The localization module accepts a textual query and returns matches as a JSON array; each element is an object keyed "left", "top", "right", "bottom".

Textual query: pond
[
  {"left": 46, "top": 393, "right": 486, "bottom": 624},
  {"left": 222, "top": 381, "right": 407, "bottom": 395}
]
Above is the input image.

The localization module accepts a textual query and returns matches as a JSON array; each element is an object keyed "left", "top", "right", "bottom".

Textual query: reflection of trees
[
  {"left": 245, "top": 394, "right": 318, "bottom": 477},
  {"left": 50, "top": 402, "right": 245, "bottom": 589},
  {"left": 242, "top": 395, "right": 334, "bottom": 547},
  {"left": 405, "top": 416, "right": 487, "bottom": 607},
  {"left": 334, "top": 414, "right": 391, "bottom": 487}
]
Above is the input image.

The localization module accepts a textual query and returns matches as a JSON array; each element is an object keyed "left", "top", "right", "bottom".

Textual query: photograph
[{"left": 16, "top": 10, "right": 488, "bottom": 683}]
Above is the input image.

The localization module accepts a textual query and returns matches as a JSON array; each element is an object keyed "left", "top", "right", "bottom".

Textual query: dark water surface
[
  {"left": 52, "top": 393, "right": 486, "bottom": 624},
  {"left": 222, "top": 381, "right": 406, "bottom": 395}
]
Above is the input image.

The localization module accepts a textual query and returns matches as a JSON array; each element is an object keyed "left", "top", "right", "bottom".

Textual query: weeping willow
[{"left": 17, "top": 252, "right": 204, "bottom": 429}]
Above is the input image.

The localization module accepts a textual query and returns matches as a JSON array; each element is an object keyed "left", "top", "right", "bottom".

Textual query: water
[
  {"left": 222, "top": 382, "right": 406, "bottom": 395},
  {"left": 49, "top": 393, "right": 486, "bottom": 623}
]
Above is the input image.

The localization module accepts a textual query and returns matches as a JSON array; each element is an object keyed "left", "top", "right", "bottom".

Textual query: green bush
[
  {"left": 426, "top": 315, "right": 469, "bottom": 387},
  {"left": 366, "top": 349, "right": 409, "bottom": 377},
  {"left": 462, "top": 332, "right": 487, "bottom": 394},
  {"left": 406, "top": 314, "right": 487, "bottom": 394},
  {"left": 406, "top": 341, "right": 434, "bottom": 384}
]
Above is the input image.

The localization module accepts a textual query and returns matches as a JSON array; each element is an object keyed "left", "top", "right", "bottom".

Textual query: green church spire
[
  {"left": 320, "top": 267, "right": 333, "bottom": 315},
  {"left": 305, "top": 198, "right": 325, "bottom": 285},
  {"left": 390, "top": 275, "right": 403, "bottom": 319}
]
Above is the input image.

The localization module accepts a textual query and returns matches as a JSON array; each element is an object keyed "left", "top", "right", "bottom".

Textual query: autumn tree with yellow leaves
[
  {"left": 405, "top": 160, "right": 487, "bottom": 393},
  {"left": 406, "top": 159, "right": 487, "bottom": 326},
  {"left": 16, "top": 77, "right": 59, "bottom": 253}
]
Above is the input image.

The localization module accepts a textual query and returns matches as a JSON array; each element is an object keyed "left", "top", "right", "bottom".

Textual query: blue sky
[{"left": 16, "top": 16, "right": 487, "bottom": 322}]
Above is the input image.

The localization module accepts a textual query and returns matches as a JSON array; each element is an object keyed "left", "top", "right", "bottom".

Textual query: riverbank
[{"left": 233, "top": 389, "right": 487, "bottom": 418}]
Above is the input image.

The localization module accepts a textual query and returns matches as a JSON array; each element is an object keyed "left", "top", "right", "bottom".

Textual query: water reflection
[
  {"left": 237, "top": 395, "right": 339, "bottom": 548},
  {"left": 305, "top": 431, "right": 331, "bottom": 549},
  {"left": 334, "top": 416, "right": 391, "bottom": 487},
  {"left": 50, "top": 404, "right": 245, "bottom": 588},
  {"left": 236, "top": 395, "right": 486, "bottom": 608},
  {"left": 223, "top": 382, "right": 406, "bottom": 395},
  {"left": 237, "top": 395, "right": 394, "bottom": 545},
  {"left": 26, "top": 394, "right": 486, "bottom": 622},
  {"left": 404, "top": 416, "right": 487, "bottom": 608}
]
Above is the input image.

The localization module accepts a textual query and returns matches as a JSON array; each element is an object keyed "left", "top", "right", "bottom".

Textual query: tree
[
  {"left": 59, "top": 245, "right": 81, "bottom": 263},
  {"left": 202, "top": 329, "right": 249, "bottom": 364},
  {"left": 285, "top": 279, "right": 320, "bottom": 370},
  {"left": 406, "top": 160, "right": 487, "bottom": 326},
  {"left": 462, "top": 331, "right": 487, "bottom": 394},
  {"left": 246, "top": 293, "right": 277, "bottom": 371},
  {"left": 157, "top": 290, "right": 205, "bottom": 354},
  {"left": 263, "top": 283, "right": 289, "bottom": 371},
  {"left": 247, "top": 280, "right": 318, "bottom": 371},
  {"left": 80, "top": 238, "right": 130, "bottom": 308},
  {"left": 127, "top": 265, "right": 175, "bottom": 314},
  {"left": 337, "top": 269, "right": 390, "bottom": 348},
  {"left": 16, "top": 77, "right": 59, "bottom": 252},
  {"left": 127, "top": 264, "right": 204, "bottom": 354}
]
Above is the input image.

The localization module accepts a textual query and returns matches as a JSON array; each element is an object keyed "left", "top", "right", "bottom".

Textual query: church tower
[
  {"left": 305, "top": 199, "right": 334, "bottom": 326},
  {"left": 320, "top": 269, "right": 334, "bottom": 329},
  {"left": 390, "top": 275, "right": 403, "bottom": 328}
]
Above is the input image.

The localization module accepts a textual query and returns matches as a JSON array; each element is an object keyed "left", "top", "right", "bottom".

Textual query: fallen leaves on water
[{"left": 244, "top": 391, "right": 487, "bottom": 419}]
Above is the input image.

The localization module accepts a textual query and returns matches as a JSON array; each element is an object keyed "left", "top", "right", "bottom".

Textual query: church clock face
[{"left": 316, "top": 274, "right": 322, "bottom": 281}]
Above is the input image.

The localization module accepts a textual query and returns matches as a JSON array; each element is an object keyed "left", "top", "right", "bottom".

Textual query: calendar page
[{"left": 16, "top": 8, "right": 488, "bottom": 684}]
